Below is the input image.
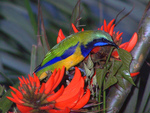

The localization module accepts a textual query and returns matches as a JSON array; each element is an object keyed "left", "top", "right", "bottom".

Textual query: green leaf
[
  {"left": 36, "top": 43, "right": 45, "bottom": 66},
  {"left": 116, "top": 73, "right": 125, "bottom": 89},
  {"left": 119, "top": 65, "right": 135, "bottom": 86},
  {"left": 0, "top": 85, "right": 4, "bottom": 96},
  {"left": 0, "top": 83, "right": 19, "bottom": 113},
  {"left": 24, "top": 0, "right": 37, "bottom": 35},
  {"left": 104, "top": 60, "right": 122, "bottom": 90},
  {"left": 70, "top": 0, "right": 81, "bottom": 32},
  {"left": 104, "top": 75, "right": 117, "bottom": 90},
  {"left": 96, "top": 68, "right": 105, "bottom": 89},
  {"left": 1, "top": 52, "right": 30, "bottom": 74},
  {"left": 30, "top": 45, "right": 37, "bottom": 74},
  {"left": 0, "top": 2, "right": 35, "bottom": 38},
  {"left": 96, "top": 62, "right": 112, "bottom": 89},
  {"left": 41, "top": 18, "right": 50, "bottom": 54},
  {"left": 0, "top": 72, "right": 14, "bottom": 85},
  {"left": 118, "top": 48, "right": 132, "bottom": 68},
  {"left": 0, "top": 20, "right": 35, "bottom": 52},
  {"left": 117, "top": 48, "right": 135, "bottom": 85},
  {"left": 110, "top": 60, "right": 122, "bottom": 76},
  {"left": 87, "top": 55, "right": 94, "bottom": 69},
  {"left": 83, "top": 63, "right": 94, "bottom": 78}
]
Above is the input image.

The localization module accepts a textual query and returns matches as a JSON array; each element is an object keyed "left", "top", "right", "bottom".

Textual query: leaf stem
[{"left": 103, "top": 79, "right": 106, "bottom": 113}]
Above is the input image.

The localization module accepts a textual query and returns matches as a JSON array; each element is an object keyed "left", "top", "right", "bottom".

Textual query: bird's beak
[{"left": 112, "top": 42, "right": 119, "bottom": 49}]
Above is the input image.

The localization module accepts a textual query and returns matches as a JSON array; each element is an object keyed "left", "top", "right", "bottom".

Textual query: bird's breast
[{"left": 52, "top": 46, "right": 85, "bottom": 70}]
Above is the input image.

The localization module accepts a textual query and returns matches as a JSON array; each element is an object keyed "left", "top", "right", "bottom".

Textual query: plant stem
[{"left": 103, "top": 79, "right": 106, "bottom": 113}]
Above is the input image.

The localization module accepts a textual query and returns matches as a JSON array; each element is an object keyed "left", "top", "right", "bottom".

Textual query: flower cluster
[{"left": 7, "top": 66, "right": 90, "bottom": 113}]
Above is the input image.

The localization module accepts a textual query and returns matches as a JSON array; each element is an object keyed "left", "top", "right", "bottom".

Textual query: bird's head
[
  {"left": 79, "top": 30, "right": 118, "bottom": 48},
  {"left": 76, "top": 30, "right": 119, "bottom": 57}
]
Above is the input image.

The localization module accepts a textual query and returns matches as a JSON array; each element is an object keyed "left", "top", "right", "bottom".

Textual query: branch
[{"left": 106, "top": 4, "right": 150, "bottom": 113}]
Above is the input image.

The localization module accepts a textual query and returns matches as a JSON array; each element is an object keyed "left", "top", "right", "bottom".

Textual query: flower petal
[
  {"left": 9, "top": 86, "right": 23, "bottom": 99},
  {"left": 57, "top": 29, "right": 66, "bottom": 43},
  {"left": 63, "top": 67, "right": 81, "bottom": 92},
  {"left": 7, "top": 96, "right": 23, "bottom": 104},
  {"left": 17, "top": 104, "right": 33, "bottom": 113},
  {"left": 39, "top": 83, "right": 45, "bottom": 93},
  {"left": 28, "top": 74, "right": 34, "bottom": 86},
  {"left": 55, "top": 88, "right": 82, "bottom": 109},
  {"left": 52, "top": 66, "right": 65, "bottom": 91},
  {"left": 44, "top": 75, "right": 54, "bottom": 94},
  {"left": 125, "top": 32, "right": 138, "bottom": 52},
  {"left": 109, "top": 24, "right": 115, "bottom": 36},
  {"left": 45, "top": 69, "right": 57, "bottom": 89},
  {"left": 10, "top": 92, "right": 24, "bottom": 104},
  {"left": 107, "top": 19, "right": 115, "bottom": 31},
  {"left": 81, "top": 28, "right": 84, "bottom": 31},
  {"left": 40, "top": 104, "right": 54, "bottom": 110},
  {"left": 72, "top": 23, "right": 79, "bottom": 33},
  {"left": 33, "top": 73, "right": 40, "bottom": 88},
  {"left": 100, "top": 25, "right": 103, "bottom": 30},
  {"left": 56, "top": 77, "right": 84, "bottom": 102},
  {"left": 130, "top": 72, "right": 140, "bottom": 77},
  {"left": 116, "top": 32, "right": 123, "bottom": 41},
  {"left": 49, "top": 107, "right": 70, "bottom": 113},
  {"left": 72, "top": 89, "right": 90, "bottom": 110},
  {"left": 103, "top": 19, "right": 108, "bottom": 32},
  {"left": 47, "top": 85, "right": 64, "bottom": 102}
]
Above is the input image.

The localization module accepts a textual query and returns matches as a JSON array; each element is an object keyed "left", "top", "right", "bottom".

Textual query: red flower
[
  {"left": 7, "top": 66, "right": 90, "bottom": 113},
  {"left": 130, "top": 72, "right": 140, "bottom": 77},
  {"left": 112, "top": 32, "right": 138, "bottom": 58}
]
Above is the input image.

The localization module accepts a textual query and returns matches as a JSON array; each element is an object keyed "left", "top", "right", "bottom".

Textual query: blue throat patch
[{"left": 81, "top": 38, "right": 112, "bottom": 57}]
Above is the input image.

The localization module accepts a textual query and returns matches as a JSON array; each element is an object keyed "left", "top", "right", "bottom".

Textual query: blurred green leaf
[
  {"left": 87, "top": 55, "right": 94, "bottom": 70},
  {"left": 1, "top": 52, "right": 30, "bottom": 74},
  {"left": 41, "top": 14, "right": 50, "bottom": 53},
  {"left": 0, "top": 72, "right": 14, "bottom": 85},
  {"left": 116, "top": 73, "right": 125, "bottom": 89},
  {"left": 0, "top": 83, "right": 19, "bottom": 113},
  {"left": 0, "top": 85, "right": 4, "bottom": 96},
  {"left": 44, "top": 0, "right": 76, "bottom": 15},
  {"left": 0, "top": 20, "right": 35, "bottom": 52},
  {"left": 96, "top": 62, "right": 112, "bottom": 89},
  {"left": 119, "top": 65, "right": 135, "bottom": 85},
  {"left": 36, "top": 43, "right": 45, "bottom": 66},
  {"left": 70, "top": 0, "right": 81, "bottom": 33},
  {"left": 118, "top": 48, "right": 132, "bottom": 69},
  {"left": 0, "top": 2, "right": 35, "bottom": 38},
  {"left": 104, "top": 60, "right": 122, "bottom": 90},
  {"left": 84, "top": 63, "right": 94, "bottom": 78},
  {"left": 104, "top": 75, "right": 117, "bottom": 90},
  {"left": 96, "top": 68, "right": 105, "bottom": 89},
  {"left": 24, "top": 0, "right": 37, "bottom": 35},
  {"left": 30, "top": 45, "right": 37, "bottom": 74},
  {"left": 117, "top": 48, "right": 135, "bottom": 85},
  {"left": 111, "top": 60, "right": 122, "bottom": 76}
]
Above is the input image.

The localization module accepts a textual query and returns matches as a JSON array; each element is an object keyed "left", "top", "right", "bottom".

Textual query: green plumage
[{"left": 34, "top": 30, "right": 117, "bottom": 79}]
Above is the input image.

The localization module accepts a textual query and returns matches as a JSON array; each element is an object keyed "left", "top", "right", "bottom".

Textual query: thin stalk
[
  {"left": 98, "top": 89, "right": 101, "bottom": 110},
  {"left": 103, "top": 79, "right": 106, "bottom": 113},
  {"left": 98, "top": 47, "right": 114, "bottom": 111}
]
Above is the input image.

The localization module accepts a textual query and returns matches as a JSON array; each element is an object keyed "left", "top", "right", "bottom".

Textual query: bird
[{"left": 34, "top": 30, "right": 119, "bottom": 80}]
